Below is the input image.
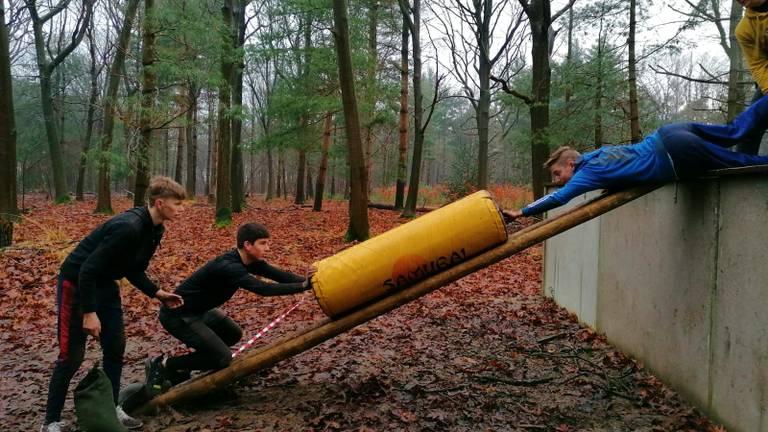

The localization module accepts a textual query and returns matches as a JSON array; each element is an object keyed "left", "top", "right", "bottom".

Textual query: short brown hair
[
  {"left": 237, "top": 223, "right": 270, "bottom": 248},
  {"left": 544, "top": 146, "right": 581, "bottom": 169},
  {"left": 147, "top": 176, "right": 186, "bottom": 206}
]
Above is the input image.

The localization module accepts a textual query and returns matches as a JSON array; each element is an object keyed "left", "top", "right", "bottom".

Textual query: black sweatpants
[
  {"left": 159, "top": 308, "right": 243, "bottom": 372},
  {"left": 45, "top": 277, "right": 125, "bottom": 424}
]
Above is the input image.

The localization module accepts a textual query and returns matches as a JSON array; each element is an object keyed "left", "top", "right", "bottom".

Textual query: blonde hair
[
  {"left": 147, "top": 176, "right": 186, "bottom": 206},
  {"left": 544, "top": 146, "right": 581, "bottom": 169}
]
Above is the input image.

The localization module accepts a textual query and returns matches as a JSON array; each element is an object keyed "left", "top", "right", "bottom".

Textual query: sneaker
[
  {"left": 40, "top": 421, "right": 64, "bottom": 432},
  {"left": 116, "top": 405, "right": 143, "bottom": 429},
  {"left": 144, "top": 355, "right": 167, "bottom": 396}
]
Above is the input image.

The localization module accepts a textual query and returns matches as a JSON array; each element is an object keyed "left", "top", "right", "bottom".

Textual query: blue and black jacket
[{"left": 521, "top": 134, "right": 676, "bottom": 217}]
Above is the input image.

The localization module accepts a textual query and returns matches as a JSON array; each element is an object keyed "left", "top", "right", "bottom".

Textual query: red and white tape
[{"left": 232, "top": 299, "right": 306, "bottom": 358}]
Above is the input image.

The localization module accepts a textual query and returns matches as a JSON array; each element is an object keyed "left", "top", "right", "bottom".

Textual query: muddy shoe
[
  {"left": 144, "top": 355, "right": 168, "bottom": 396},
  {"left": 116, "top": 405, "right": 143, "bottom": 429},
  {"left": 39, "top": 421, "right": 64, "bottom": 432}
]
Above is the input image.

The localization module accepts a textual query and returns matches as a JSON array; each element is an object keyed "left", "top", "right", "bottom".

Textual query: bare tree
[
  {"left": 96, "top": 0, "right": 140, "bottom": 213},
  {"left": 398, "top": 0, "right": 444, "bottom": 217},
  {"left": 26, "top": 0, "right": 94, "bottom": 202},
  {"left": 429, "top": 0, "right": 525, "bottom": 188},
  {"left": 75, "top": 20, "right": 105, "bottom": 201},
  {"left": 666, "top": 0, "right": 746, "bottom": 120}
]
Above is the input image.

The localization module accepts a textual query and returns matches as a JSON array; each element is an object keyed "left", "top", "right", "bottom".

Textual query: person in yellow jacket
[{"left": 735, "top": 0, "right": 768, "bottom": 154}]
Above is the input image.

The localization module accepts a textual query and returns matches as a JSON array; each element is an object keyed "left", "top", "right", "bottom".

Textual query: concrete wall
[{"left": 543, "top": 173, "right": 768, "bottom": 432}]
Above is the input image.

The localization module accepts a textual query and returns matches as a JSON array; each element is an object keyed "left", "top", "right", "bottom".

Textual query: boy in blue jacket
[{"left": 504, "top": 95, "right": 768, "bottom": 219}]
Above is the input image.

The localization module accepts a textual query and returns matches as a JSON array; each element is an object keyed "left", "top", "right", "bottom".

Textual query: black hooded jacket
[{"left": 59, "top": 207, "right": 163, "bottom": 312}]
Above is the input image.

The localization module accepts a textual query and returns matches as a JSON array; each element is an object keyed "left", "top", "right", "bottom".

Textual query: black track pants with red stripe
[{"left": 44, "top": 276, "right": 125, "bottom": 424}]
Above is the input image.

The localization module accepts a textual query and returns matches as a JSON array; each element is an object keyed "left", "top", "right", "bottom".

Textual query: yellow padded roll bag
[{"left": 311, "top": 190, "right": 508, "bottom": 317}]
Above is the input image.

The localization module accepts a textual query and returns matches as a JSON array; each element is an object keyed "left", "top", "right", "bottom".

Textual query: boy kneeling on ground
[{"left": 145, "top": 223, "right": 313, "bottom": 393}]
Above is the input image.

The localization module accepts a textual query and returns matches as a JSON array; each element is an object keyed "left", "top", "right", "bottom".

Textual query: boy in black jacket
[
  {"left": 144, "top": 222, "right": 312, "bottom": 394},
  {"left": 41, "top": 177, "right": 185, "bottom": 432}
]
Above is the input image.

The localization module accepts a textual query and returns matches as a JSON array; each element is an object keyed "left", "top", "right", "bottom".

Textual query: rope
[{"left": 232, "top": 299, "right": 306, "bottom": 358}]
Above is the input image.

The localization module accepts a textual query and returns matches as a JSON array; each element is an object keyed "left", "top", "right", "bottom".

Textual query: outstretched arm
[{"left": 506, "top": 171, "right": 602, "bottom": 219}]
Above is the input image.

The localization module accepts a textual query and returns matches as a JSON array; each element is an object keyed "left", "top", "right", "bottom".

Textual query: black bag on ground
[{"left": 73, "top": 364, "right": 127, "bottom": 432}]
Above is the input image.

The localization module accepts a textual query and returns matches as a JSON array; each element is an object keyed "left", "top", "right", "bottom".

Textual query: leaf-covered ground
[{"left": 0, "top": 196, "right": 722, "bottom": 431}]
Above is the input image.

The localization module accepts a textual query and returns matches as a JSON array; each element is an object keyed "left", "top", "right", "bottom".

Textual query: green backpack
[{"left": 74, "top": 364, "right": 128, "bottom": 432}]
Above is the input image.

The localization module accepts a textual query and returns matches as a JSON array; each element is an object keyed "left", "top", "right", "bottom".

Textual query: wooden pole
[{"left": 141, "top": 183, "right": 661, "bottom": 411}]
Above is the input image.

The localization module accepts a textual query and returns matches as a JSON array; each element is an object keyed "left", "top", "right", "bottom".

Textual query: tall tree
[
  {"left": 75, "top": 22, "right": 102, "bottom": 200},
  {"left": 174, "top": 92, "right": 186, "bottom": 184},
  {"left": 231, "top": 0, "right": 247, "bottom": 212},
  {"left": 666, "top": 0, "right": 745, "bottom": 120},
  {"left": 394, "top": 15, "right": 409, "bottom": 209},
  {"left": 96, "top": 0, "right": 140, "bottom": 213},
  {"left": 135, "top": 0, "right": 158, "bottom": 206},
  {"left": 627, "top": 0, "right": 641, "bottom": 142},
  {"left": 398, "top": 0, "right": 424, "bottom": 218},
  {"left": 313, "top": 112, "right": 333, "bottom": 211},
  {"left": 432, "top": 0, "right": 525, "bottom": 188},
  {"left": 26, "top": 0, "right": 94, "bottom": 203},
  {"left": 0, "top": 0, "right": 18, "bottom": 247},
  {"left": 725, "top": 0, "right": 745, "bottom": 121},
  {"left": 517, "top": 0, "right": 575, "bottom": 199},
  {"left": 332, "top": 0, "right": 370, "bottom": 241},
  {"left": 185, "top": 82, "right": 198, "bottom": 198},
  {"left": 362, "top": 0, "right": 379, "bottom": 194},
  {"left": 594, "top": 2, "right": 605, "bottom": 147},
  {"left": 215, "top": 0, "right": 236, "bottom": 225}
]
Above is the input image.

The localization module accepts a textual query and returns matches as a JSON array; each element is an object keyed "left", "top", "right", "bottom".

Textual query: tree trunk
[
  {"left": 627, "top": 0, "right": 641, "bottom": 143},
  {"left": 276, "top": 150, "right": 283, "bottom": 198},
  {"left": 231, "top": 0, "right": 247, "bottom": 212},
  {"left": 185, "top": 83, "right": 198, "bottom": 198},
  {"left": 266, "top": 147, "right": 274, "bottom": 200},
  {"left": 726, "top": 0, "right": 745, "bottom": 121},
  {"left": 135, "top": 0, "right": 158, "bottom": 206},
  {"left": 332, "top": 0, "right": 370, "bottom": 241},
  {"left": 282, "top": 154, "right": 288, "bottom": 199},
  {"left": 363, "top": 0, "right": 379, "bottom": 195},
  {"left": 295, "top": 148, "right": 306, "bottom": 204},
  {"left": 564, "top": 6, "right": 573, "bottom": 105},
  {"left": 207, "top": 91, "right": 217, "bottom": 200},
  {"left": 476, "top": 0, "right": 491, "bottom": 189},
  {"left": 528, "top": 0, "right": 552, "bottom": 200},
  {"left": 175, "top": 113, "right": 186, "bottom": 184},
  {"left": 395, "top": 15, "right": 409, "bottom": 210},
  {"left": 594, "top": 9, "right": 604, "bottom": 148},
  {"left": 0, "top": 0, "right": 18, "bottom": 247},
  {"left": 76, "top": 25, "right": 100, "bottom": 201},
  {"left": 216, "top": 0, "right": 235, "bottom": 224},
  {"left": 34, "top": 76, "right": 66, "bottom": 201},
  {"left": 96, "top": 0, "right": 139, "bottom": 213},
  {"left": 306, "top": 166, "right": 313, "bottom": 199},
  {"left": 314, "top": 113, "right": 333, "bottom": 211},
  {"left": 400, "top": 0, "right": 424, "bottom": 218}
]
